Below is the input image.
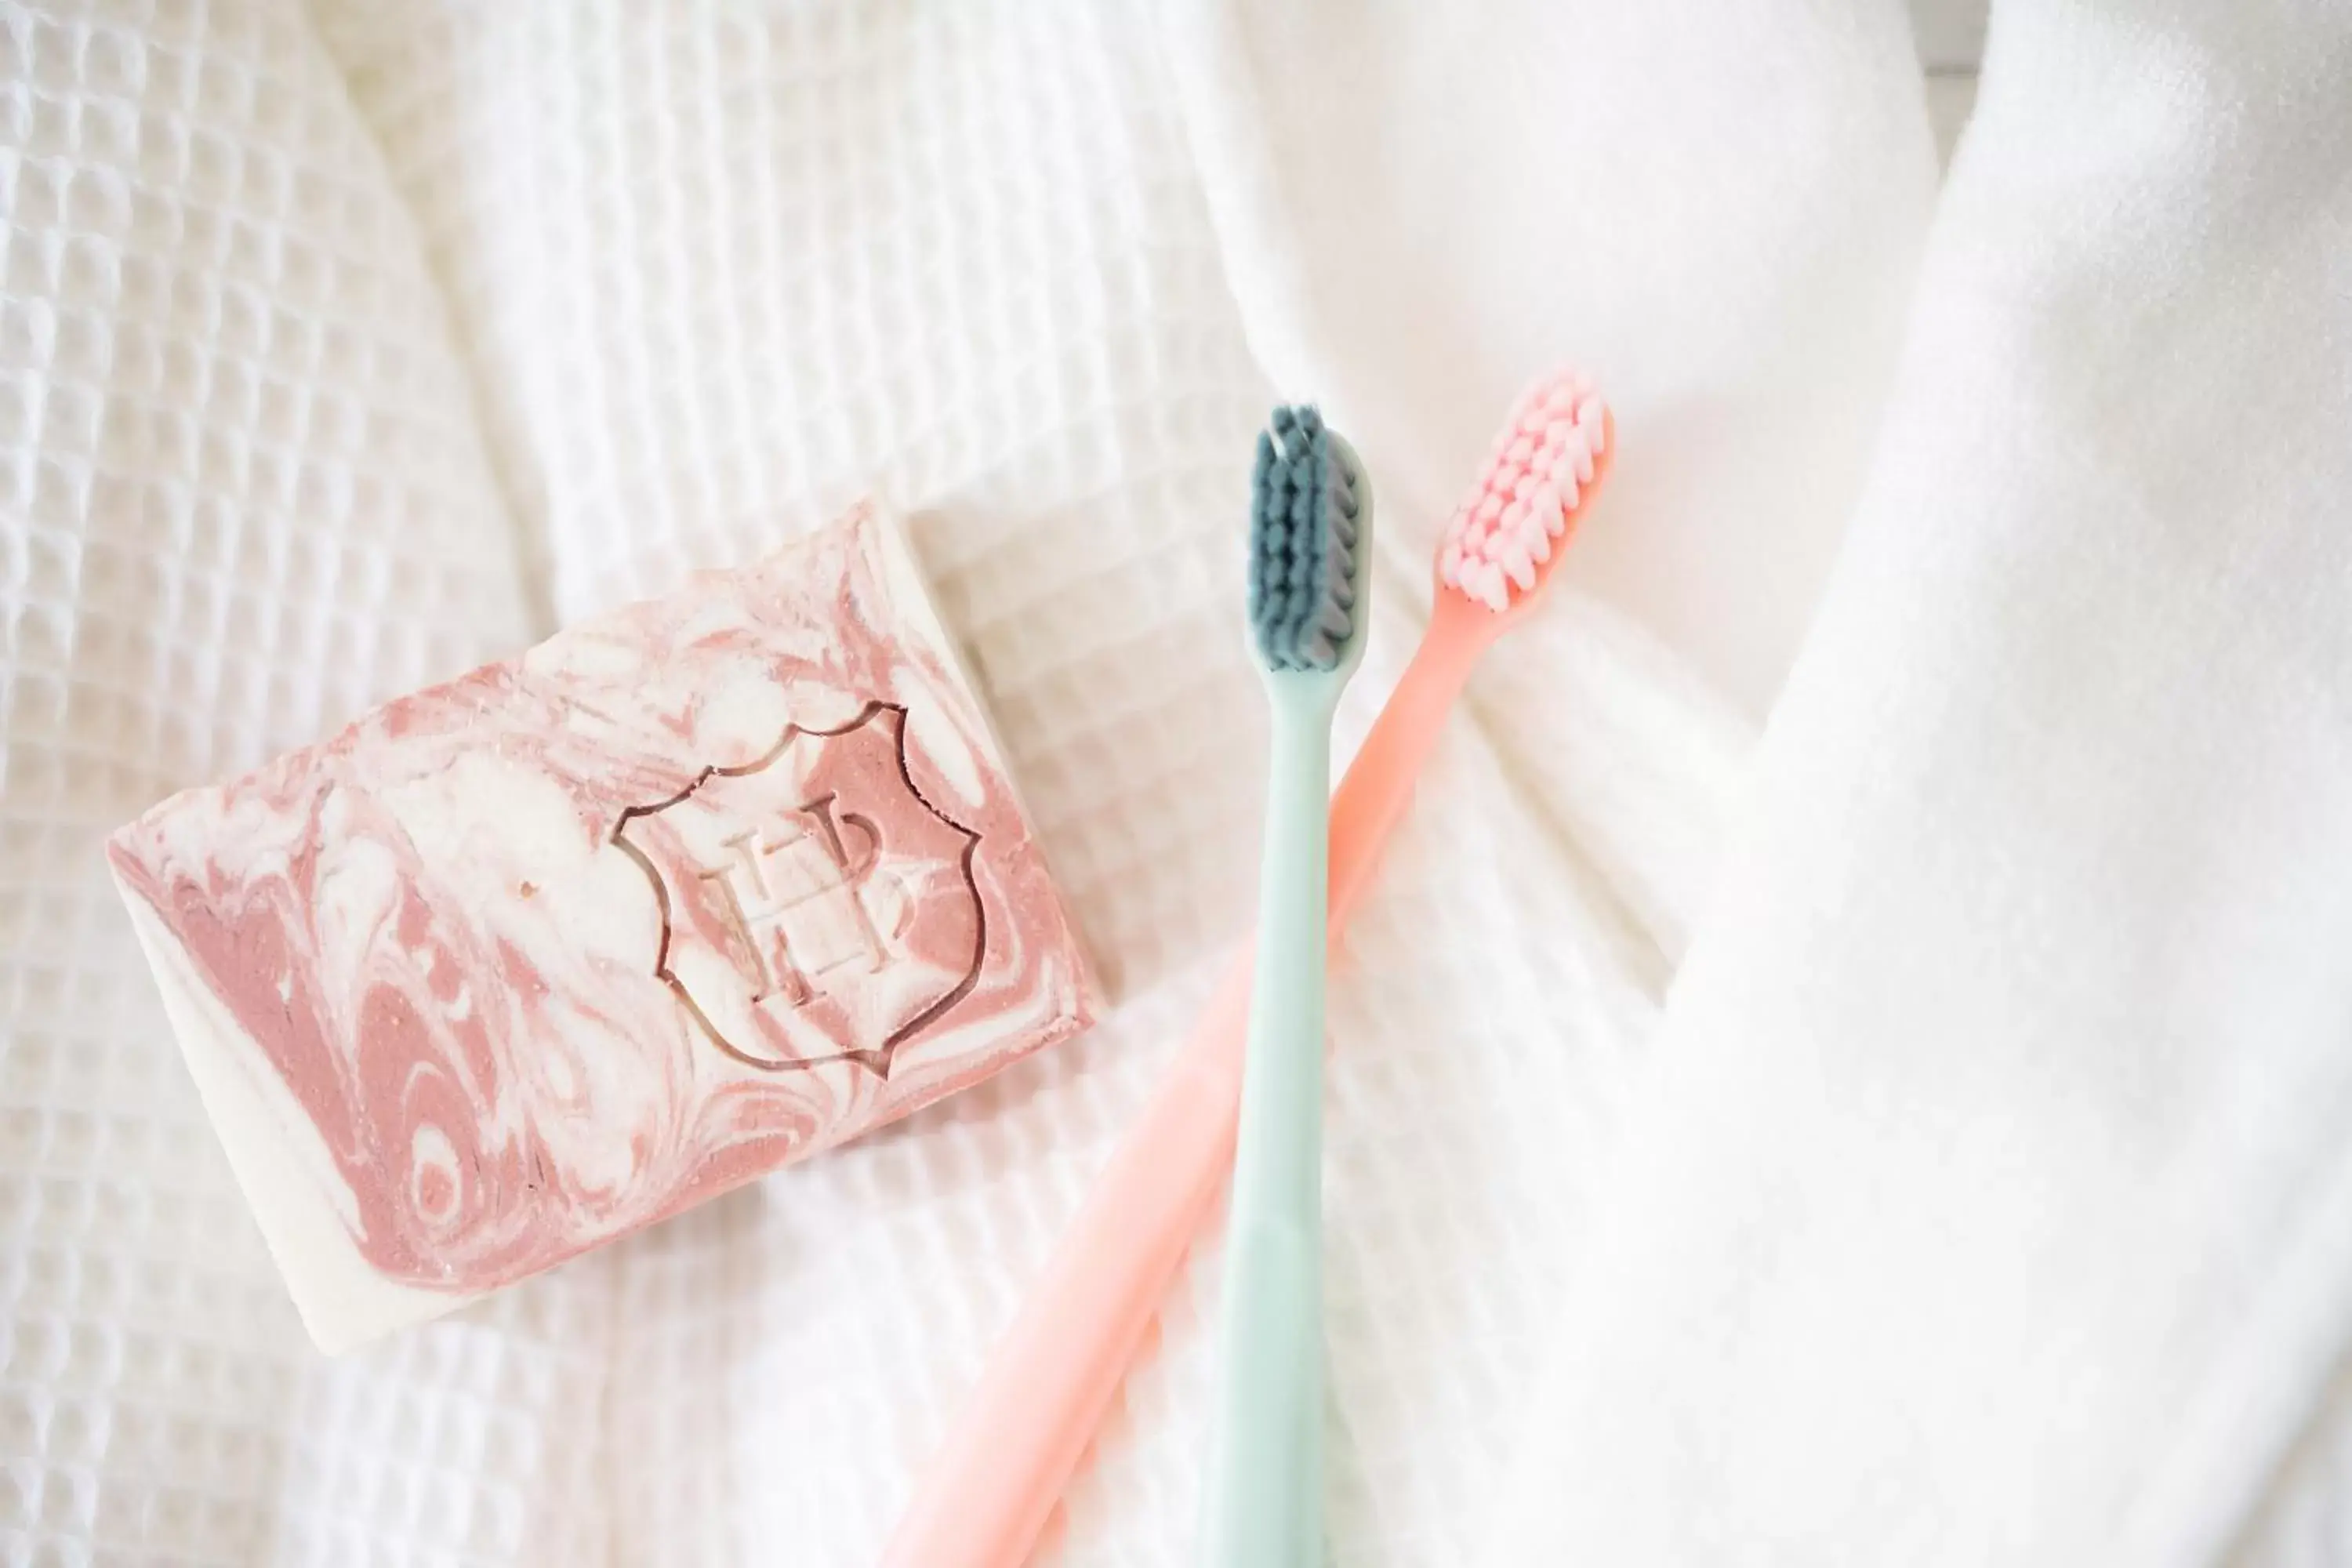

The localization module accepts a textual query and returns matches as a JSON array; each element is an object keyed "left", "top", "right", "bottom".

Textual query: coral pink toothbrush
[{"left": 881, "top": 372, "right": 1613, "bottom": 1568}]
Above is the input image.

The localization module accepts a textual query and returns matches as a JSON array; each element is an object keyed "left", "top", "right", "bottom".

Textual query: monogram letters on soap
[
  {"left": 613, "top": 702, "right": 986, "bottom": 1076},
  {"left": 700, "top": 800, "right": 887, "bottom": 1007}
]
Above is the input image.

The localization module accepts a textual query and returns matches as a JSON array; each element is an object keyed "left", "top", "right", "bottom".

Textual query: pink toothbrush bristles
[{"left": 1437, "top": 373, "right": 1611, "bottom": 612}]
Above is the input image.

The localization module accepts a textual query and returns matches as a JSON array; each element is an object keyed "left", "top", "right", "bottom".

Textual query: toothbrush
[
  {"left": 1202, "top": 405, "right": 1373, "bottom": 1566},
  {"left": 880, "top": 373, "right": 1613, "bottom": 1568}
]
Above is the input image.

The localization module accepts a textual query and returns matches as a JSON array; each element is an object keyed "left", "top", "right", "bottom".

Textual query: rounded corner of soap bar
[{"left": 108, "top": 503, "right": 1098, "bottom": 1351}]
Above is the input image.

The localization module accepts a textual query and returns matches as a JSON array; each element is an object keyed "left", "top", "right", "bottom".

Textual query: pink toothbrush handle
[
  {"left": 1326, "top": 595, "right": 1491, "bottom": 930},
  {"left": 883, "top": 965, "right": 1248, "bottom": 1568},
  {"left": 881, "top": 604, "right": 1492, "bottom": 1568}
]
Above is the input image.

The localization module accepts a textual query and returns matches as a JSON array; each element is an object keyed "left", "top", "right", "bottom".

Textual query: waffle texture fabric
[
  {"left": 9, "top": 2, "right": 2352, "bottom": 1566},
  {"left": 0, "top": 2, "right": 1846, "bottom": 1561}
]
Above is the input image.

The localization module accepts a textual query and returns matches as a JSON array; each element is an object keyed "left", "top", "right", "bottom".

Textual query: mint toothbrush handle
[
  {"left": 1207, "top": 1210, "right": 1323, "bottom": 1567},
  {"left": 1205, "top": 701, "right": 1333, "bottom": 1568}
]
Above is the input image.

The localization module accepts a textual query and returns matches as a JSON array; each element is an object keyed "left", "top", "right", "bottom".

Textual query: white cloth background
[
  {"left": 1487, "top": 2, "right": 2352, "bottom": 1563},
  {"left": 2, "top": 2, "right": 2349, "bottom": 1564}
]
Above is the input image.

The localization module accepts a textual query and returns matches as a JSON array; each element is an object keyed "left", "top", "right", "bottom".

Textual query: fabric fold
[{"left": 1490, "top": 4, "right": 2352, "bottom": 1562}]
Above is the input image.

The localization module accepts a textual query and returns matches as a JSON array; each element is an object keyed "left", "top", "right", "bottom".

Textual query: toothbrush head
[
  {"left": 1248, "top": 404, "right": 1371, "bottom": 674},
  {"left": 1436, "top": 373, "right": 1613, "bottom": 615}
]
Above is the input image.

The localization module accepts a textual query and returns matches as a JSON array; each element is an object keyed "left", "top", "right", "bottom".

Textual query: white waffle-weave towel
[
  {"left": 14, "top": 2, "right": 2352, "bottom": 1565},
  {"left": 0, "top": 2, "right": 1904, "bottom": 1562}
]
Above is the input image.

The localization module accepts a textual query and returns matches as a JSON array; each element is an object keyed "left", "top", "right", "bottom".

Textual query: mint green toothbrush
[{"left": 1203, "top": 405, "right": 1372, "bottom": 1567}]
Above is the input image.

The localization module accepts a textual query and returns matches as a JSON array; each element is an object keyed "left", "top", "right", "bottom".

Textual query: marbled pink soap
[{"left": 107, "top": 505, "right": 1093, "bottom": 1350}]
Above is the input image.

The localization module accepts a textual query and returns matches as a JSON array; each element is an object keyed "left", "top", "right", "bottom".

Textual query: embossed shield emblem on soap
[{"left": 612, "top": 702, "right": 986, "bottom": 1076}]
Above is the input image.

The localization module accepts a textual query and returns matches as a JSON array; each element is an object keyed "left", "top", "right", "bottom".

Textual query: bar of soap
[{"left": 107, "top": 504, "right": 1094, "bottom": 1351}]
